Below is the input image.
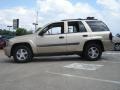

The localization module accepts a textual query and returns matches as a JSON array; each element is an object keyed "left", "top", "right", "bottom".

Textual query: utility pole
[
  {"left": 32, "top": 23, "right": 38, "bottom": 31},
  {"left": 33, "top": 10, "right": 39, "bottom": 31},
  {"left": 7, "top": 25, "right": 12, "bottom": 31}
]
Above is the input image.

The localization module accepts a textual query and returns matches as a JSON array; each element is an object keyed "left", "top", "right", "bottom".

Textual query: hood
[{"left": 9, "top": 34, "right": 36, "bottom": 42}]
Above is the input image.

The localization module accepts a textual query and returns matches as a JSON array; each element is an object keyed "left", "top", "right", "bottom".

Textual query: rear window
[{"left": 86, "top": 21, "right": 109, "bottom": 32}]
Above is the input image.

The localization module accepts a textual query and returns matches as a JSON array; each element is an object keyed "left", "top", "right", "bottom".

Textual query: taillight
[{"left": 109, "top": 32, "right": 113, "bottom": 41}]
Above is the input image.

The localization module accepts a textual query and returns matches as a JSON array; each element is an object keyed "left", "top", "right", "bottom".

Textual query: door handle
[
  {"left": 59, "top": 36, "right": 64, "bottom": 39},
  {"left": 83, "top": 35, "right": 88, "bottom": 37}
]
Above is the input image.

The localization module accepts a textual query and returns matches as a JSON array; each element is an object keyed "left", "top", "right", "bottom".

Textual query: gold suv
[{"left": 4, "top": 17, "right": 113, "bottom": 63}]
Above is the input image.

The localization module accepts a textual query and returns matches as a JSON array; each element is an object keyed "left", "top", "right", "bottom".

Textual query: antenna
[{"left": 36, "top": 10, "right": 39, "bottom": 25}]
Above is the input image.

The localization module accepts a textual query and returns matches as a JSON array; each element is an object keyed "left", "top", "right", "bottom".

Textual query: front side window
[
  {"left": 86, "top": 21, "right": 109, "bottom": 32},
  {"left": 44, "top": 22, "right": 64, "bottom": 35}
]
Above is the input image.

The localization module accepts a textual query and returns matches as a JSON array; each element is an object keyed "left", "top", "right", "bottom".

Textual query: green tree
[
  {"left": 0, "top": 29, "right": 15, "bottom": 36},
  {"left": 16, "top": 28, "right": 27, "bottom": 36}
]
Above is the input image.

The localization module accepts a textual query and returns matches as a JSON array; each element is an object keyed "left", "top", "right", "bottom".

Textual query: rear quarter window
[{"left": 86, "top": 21, "right": 109, "bottom": 32}]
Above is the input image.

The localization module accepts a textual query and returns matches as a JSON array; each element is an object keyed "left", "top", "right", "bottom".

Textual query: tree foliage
[
  {"left": 0, "top": 29, "right": 15, "bottom": 36},
  {"left": 16, "top": 28, "right": 27, "bottom": 36},
  {"left": 0, "top": 28, "right": 33, "bottom": 36}
]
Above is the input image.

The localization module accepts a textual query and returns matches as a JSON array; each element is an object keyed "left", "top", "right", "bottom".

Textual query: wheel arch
[
  {"left": 83, "top": 39, "right": 104, "bottom": 52},
  {"left": 11, "top": 42, "right": 33, "bottom": 56}
]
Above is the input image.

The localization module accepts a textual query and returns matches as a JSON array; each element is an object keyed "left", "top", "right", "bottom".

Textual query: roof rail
[
  {"left": 87, "top": 17, "right": 97, "bottom": 20},
  {"left": 61, "top": 17, "right": 97, "bottom": 21},
  {"left": 61, "top": 18, "right": 82, "bottom": 21}
]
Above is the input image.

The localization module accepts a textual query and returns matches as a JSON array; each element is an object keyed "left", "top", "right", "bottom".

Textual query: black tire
[
  {"left": 13, "top": 45, "right": 33, "bottom": 63},
  {"left": 83, "top": 44, "right": 102, "bottom": 61}
]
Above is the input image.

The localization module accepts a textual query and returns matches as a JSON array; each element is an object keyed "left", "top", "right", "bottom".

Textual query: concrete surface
[{"left": 0, "top": 50, "right": 120, "bottom": 90}]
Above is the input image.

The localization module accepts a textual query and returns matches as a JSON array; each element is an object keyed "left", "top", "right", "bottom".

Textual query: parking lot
[{"left": 0, "top": 50, "right": 120, "bottom": 90}]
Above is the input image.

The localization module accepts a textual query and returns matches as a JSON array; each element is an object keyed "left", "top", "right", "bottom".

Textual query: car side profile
[{"left": 4, "top": 17, "right": 113, "bottom": 63}]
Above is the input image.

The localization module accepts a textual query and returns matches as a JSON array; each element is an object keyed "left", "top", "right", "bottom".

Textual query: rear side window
[
  {"left": 68, "top": 22, "right": 79, "bottom": 33},
  {"left": 86, "top": 21, "right": 109, "bottom": 32},
  {"left": 68, "top": 21, "right": 86, "bottom": 33}
]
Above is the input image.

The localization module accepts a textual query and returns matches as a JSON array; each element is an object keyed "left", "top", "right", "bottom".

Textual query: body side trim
[{"left": 37, "top": 42, "right": 80, "bottom": 47}]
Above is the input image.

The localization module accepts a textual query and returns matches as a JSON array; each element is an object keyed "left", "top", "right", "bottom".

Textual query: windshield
[
  {"left": 35, "top": 27, "right": 42, "bottom": 33},
  {"left": 35, "top": 23, "right": 52, "bottom": 33}
]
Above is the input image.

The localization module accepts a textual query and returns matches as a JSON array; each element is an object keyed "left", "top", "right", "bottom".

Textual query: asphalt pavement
[{"left": 0, "top": 50, "right": 120, "bottom": 90}]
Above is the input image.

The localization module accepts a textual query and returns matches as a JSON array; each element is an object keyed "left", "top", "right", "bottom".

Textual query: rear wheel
[
  {"left": 83, "top": 44, "right": 102, "bottom": 61},
  {"left": 13, "top": 45, "right": 33, "bottom": 63}
]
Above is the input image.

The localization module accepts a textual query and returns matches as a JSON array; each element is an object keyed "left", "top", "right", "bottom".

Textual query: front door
[{"left": 36, "top": 22, "right": 67, "bottom": 54}]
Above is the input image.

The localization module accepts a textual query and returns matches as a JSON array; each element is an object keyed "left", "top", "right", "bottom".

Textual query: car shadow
[
  {"left": 31, "top": 55, "right": 102, "bottom": 63},
  {"left": 1, "top": 55, "right": 84, "bottom": 64},
  {"left": 32, "top": 56, "right": 82, "bottom": 62},
  {"left": 0, "top": 55, "right": 104, "bottom": 64}
]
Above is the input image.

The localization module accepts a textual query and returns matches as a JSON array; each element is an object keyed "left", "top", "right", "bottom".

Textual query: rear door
[{"left": 66, "top": 21, "right": 88, "bottom": 52}]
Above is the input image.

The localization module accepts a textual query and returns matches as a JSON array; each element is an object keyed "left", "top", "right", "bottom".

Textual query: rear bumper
[{"left": 103, "top": 40, "right": 113, "bottom": 51}]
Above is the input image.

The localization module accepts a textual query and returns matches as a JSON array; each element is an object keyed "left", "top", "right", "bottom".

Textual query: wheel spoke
[
  {"left": 21, "top": 55, "right": 26, "bottom": 60},
  {"left": 23, "top": 51, "right": 28, "bottom": 55},
  {"left": 88, "top": 46, "right": 99, "bottom": 59},
  {"left": 16, "top": 49, "right": 28, "bottom": 61}
]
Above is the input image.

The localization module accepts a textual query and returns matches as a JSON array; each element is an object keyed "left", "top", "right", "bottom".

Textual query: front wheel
[
  {"left": 13, "top": 46, "right": 33, "bottom": 63},
  {"left": 83, "top": 44, "right": 102, "bottom": 61}
]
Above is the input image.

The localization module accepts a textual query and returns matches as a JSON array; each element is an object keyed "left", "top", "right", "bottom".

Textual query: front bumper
[{"left": 4, "top": 46, "right": 11, "bottom": 57}]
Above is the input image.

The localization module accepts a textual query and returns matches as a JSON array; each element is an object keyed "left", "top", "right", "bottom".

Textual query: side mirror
[{"left": 39, "top": 31, "right": 44, "bottom": 36}]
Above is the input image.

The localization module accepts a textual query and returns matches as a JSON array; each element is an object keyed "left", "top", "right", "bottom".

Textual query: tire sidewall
[
  {"left": 84, "top": 44, "right": 102, "bottom": 61},
  {"left": 13, "top": 46, "right": 33, "bottom": 63}
]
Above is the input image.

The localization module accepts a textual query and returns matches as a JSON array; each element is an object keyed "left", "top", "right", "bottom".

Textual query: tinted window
[
  {"left": 44, "top": 22, "right": 64, "bottom": 35},
  {"left": 68, "top": 22, "right": 79, "bottom": 33},
  {"left": 86, "top": 21, "right": 109, "bottom": 32},
  {"left": 68, "top": 21, "right": 86, "bottom": 33}
]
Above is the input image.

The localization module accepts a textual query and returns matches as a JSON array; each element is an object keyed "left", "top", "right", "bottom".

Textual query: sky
[{"left": 0, "top": 0, "right": 120, "bottom": 35}]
